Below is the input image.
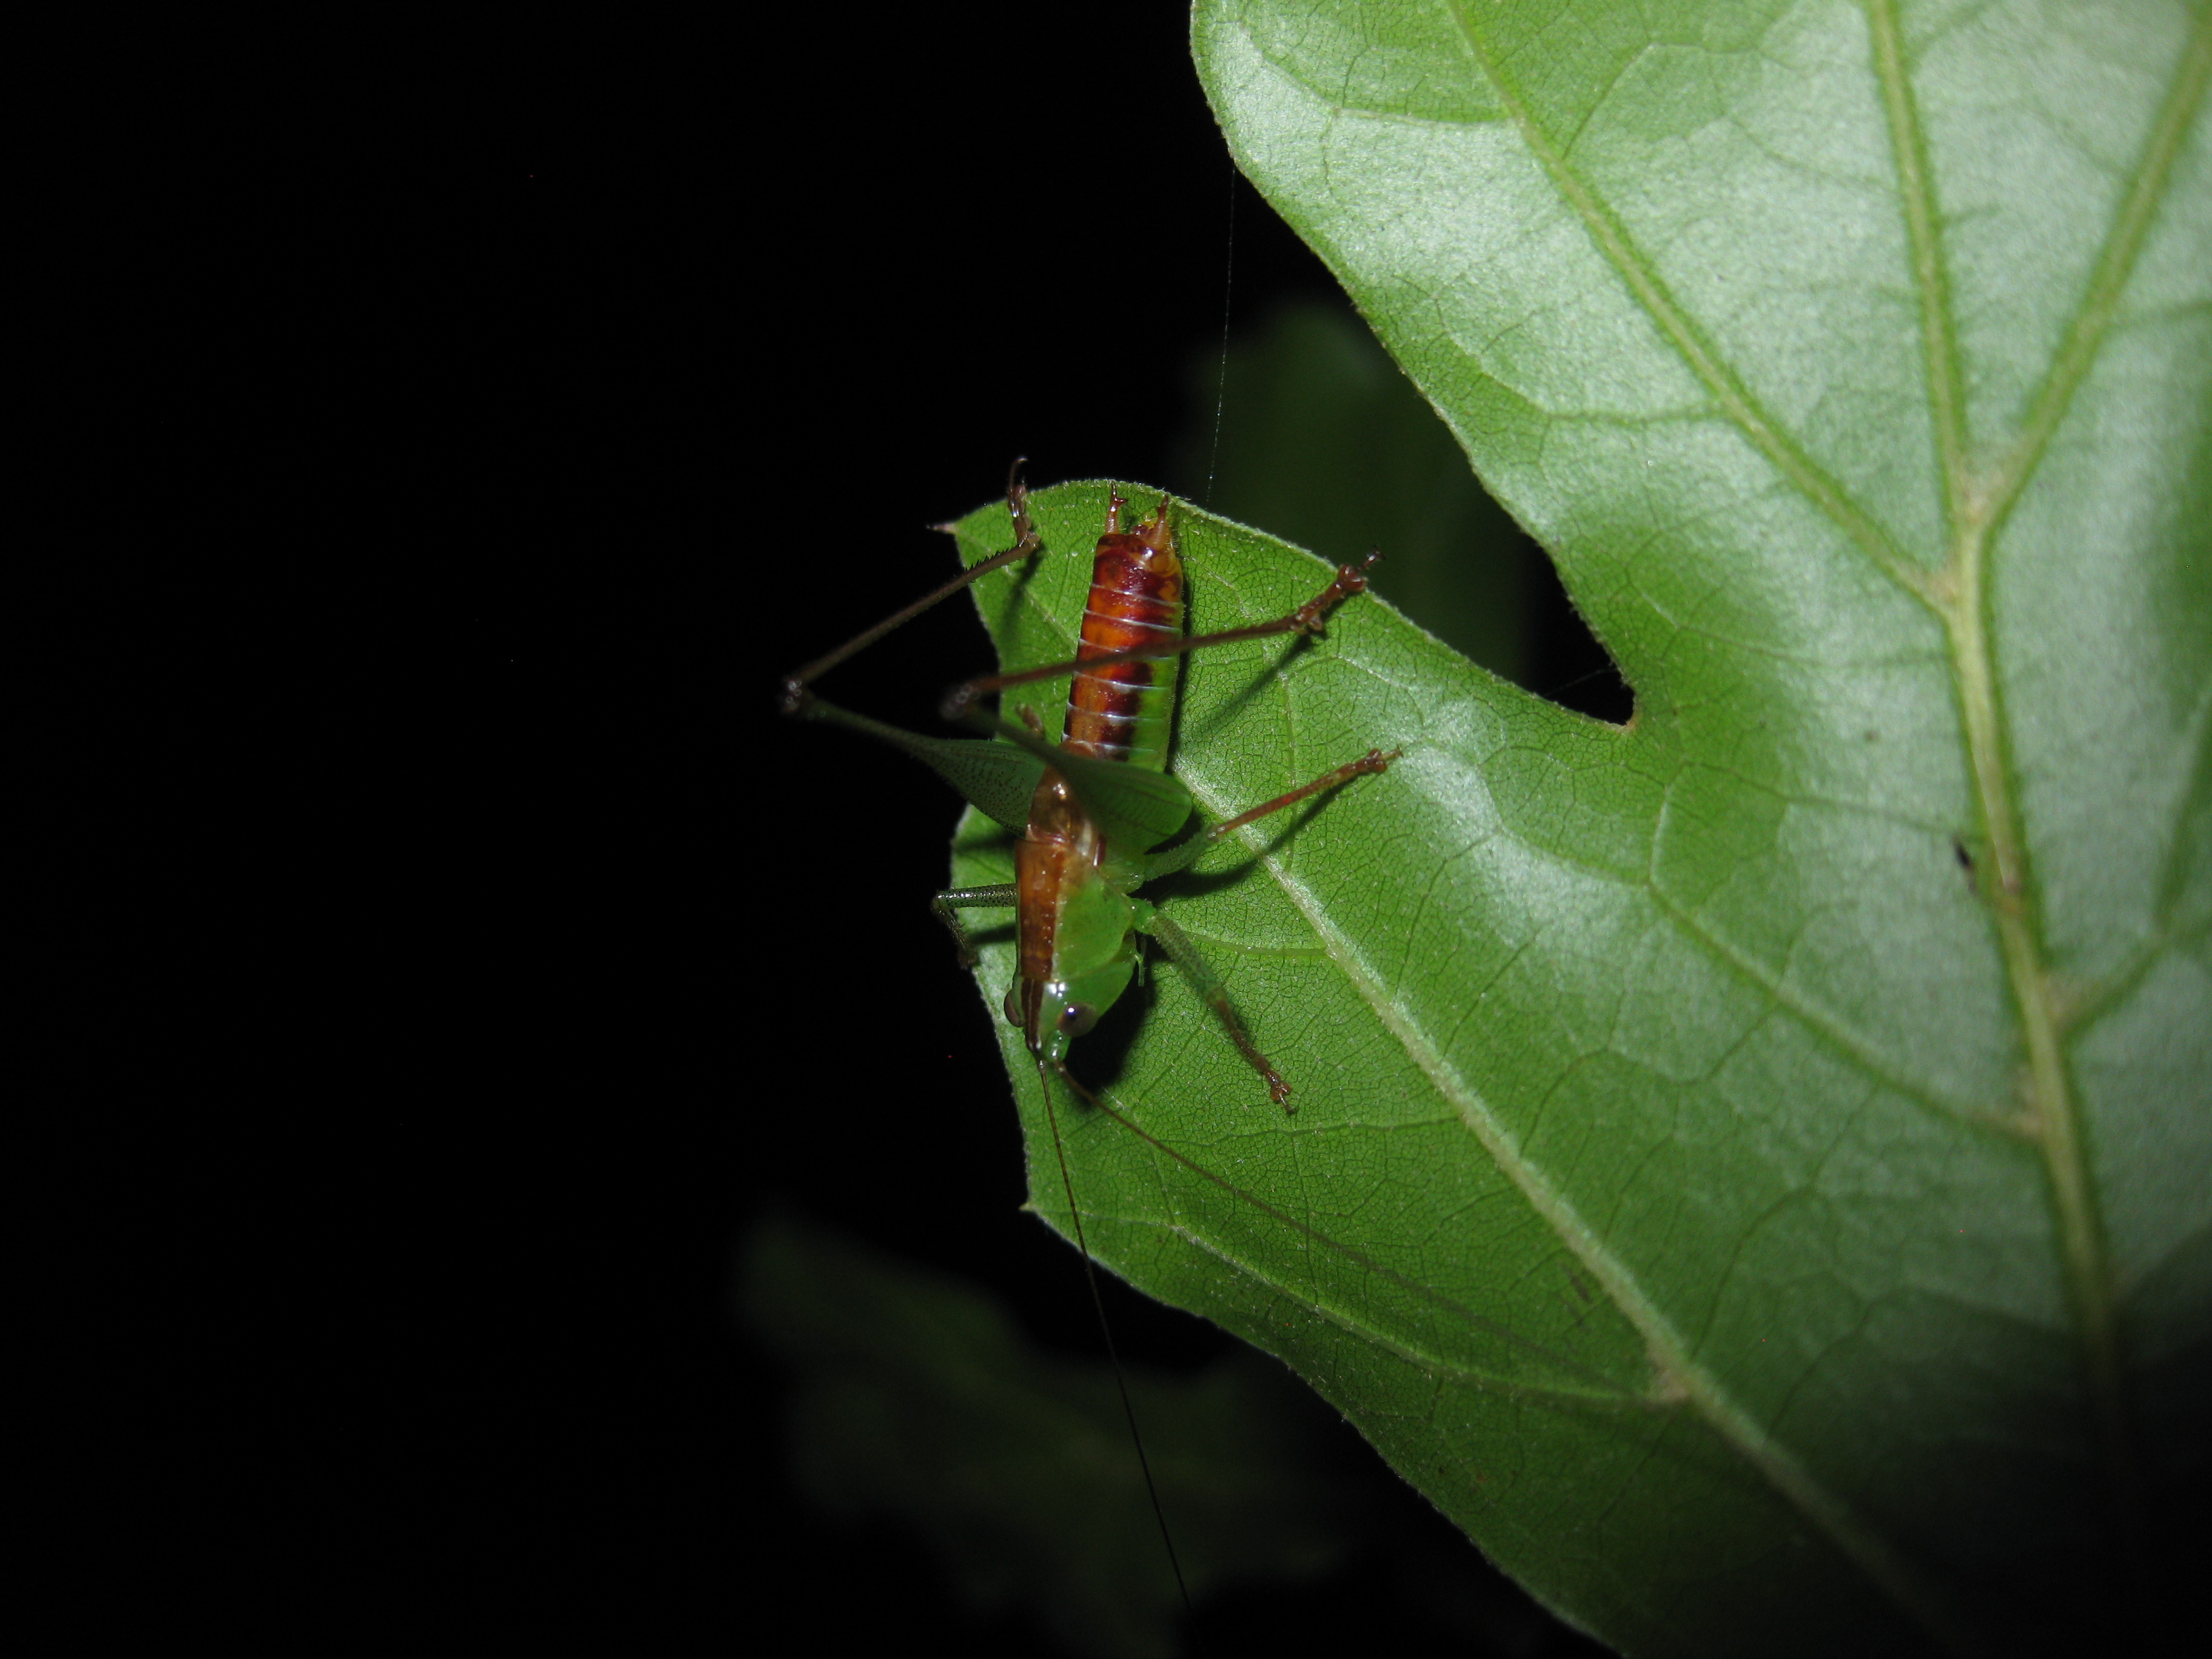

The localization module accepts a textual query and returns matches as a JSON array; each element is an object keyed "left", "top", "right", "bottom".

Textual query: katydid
[
  {"left": 780, "top": 467, "right": 1397, "bottom": 1615},
  {"left": 780, "top": 466, "right": 1398, "bottom": 1112}
]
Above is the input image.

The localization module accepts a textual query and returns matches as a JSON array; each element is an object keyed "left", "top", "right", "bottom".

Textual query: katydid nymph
[
  {"left": 780, "top": 468, "right": 1396, "bottom": 1114},
  {"left": 779, "top": 467, "right": 1398, "bottom": 1610}
]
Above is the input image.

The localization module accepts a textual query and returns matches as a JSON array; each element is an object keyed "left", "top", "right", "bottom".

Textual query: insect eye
[{"left": 1058, "top": 1002, "right": 1098, "bottom": 1037}]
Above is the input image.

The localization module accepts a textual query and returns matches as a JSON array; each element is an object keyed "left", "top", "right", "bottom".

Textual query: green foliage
[
  {"left": 743, "top": 1215, "right": 1370, "bottom": 1659},
  {"left": 936, "top": 4, "right": 2212, "bottom": 1654}
]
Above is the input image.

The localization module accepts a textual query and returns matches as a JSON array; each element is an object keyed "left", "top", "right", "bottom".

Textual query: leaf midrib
[
  {"left": 1895, "top": 2, "right": 2212, "bottom": 1566},
  {"left": 1202, "top": 755, "right": 1976, "bottom": 1647}
]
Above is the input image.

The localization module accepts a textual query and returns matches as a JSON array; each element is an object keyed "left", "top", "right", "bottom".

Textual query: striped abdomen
[{"left": 1061, "top": 498, "right": 1183, "bottom": 773}]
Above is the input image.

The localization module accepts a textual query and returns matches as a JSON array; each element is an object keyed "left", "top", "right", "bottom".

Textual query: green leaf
[{"left": 937, "top": 4, "right": 2212, "bottom": 1655}]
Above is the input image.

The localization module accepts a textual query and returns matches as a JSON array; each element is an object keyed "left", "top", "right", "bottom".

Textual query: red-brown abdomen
[{"left": 1063, "top": 500, "right": 1182, "bottom": 770}]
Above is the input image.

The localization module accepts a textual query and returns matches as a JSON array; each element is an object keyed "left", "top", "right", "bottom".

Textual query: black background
[
  {"left": 41, "top": 5, "right": 1610, "bottom": 1654},
  {"left": 35, "top": 7, "right": 2197, "bottom": 1653}
]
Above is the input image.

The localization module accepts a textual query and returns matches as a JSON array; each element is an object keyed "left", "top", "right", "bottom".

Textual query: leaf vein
[
  {"left": 1236, "top": 723, "right": 1975, "bottom": 1644},
  {"left": 1868, "top": 0, "right": 1971, "bottom": 541},
  {"left": 1438, "top": 0, "right": 1940, "bottom": 607},
  {"left": 1643, "top": 880, "right": 2017, "bottom": 1133}
]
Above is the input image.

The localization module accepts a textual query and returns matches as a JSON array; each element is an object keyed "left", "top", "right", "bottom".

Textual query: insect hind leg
[{"left": 779, "top": 459, "right": 1043, "bottom": 714}]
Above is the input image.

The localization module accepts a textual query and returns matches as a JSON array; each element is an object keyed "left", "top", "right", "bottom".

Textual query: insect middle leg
[{"left": 1142, "top": 748, "right": 1403, "bottom": 882}]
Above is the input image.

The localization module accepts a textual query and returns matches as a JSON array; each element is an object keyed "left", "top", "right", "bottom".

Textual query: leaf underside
[{"left": 940, "top": 5, "right": 2209, "bottom": 1655}]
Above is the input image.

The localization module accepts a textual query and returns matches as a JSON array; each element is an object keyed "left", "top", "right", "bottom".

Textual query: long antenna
[
  {"left": 1202, "top": 159, "right": 1239, "bottom": 508},
  {"left": 1037, "top": 1059, "right": 1195, "bottom": 1621}
]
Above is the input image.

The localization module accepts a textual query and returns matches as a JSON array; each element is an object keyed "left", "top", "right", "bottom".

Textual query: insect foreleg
[
  {"left": 931, "top": 884, "right": 1018, "bottom": 967},
  {"left": 1129, "top": 903, "right": 1293, "bottom": 1112}
]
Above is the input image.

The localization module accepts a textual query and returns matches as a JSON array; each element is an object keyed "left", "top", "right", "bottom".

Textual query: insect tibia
[
  {"left": 1289, "top": 549, "right": 1383, "bottom": 635},
  {"left": 1134, "top": 907, "right": 1295, "bottom": 1113},
  {"left": 781, "top": 463, "right": 1044, "bottom": 709},
  {"left": 931, "top": 883, "right": 1017, "bottom": 969},
  {"left": 1205, "top": 747, "right": 1401, "bottom": 842}
]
